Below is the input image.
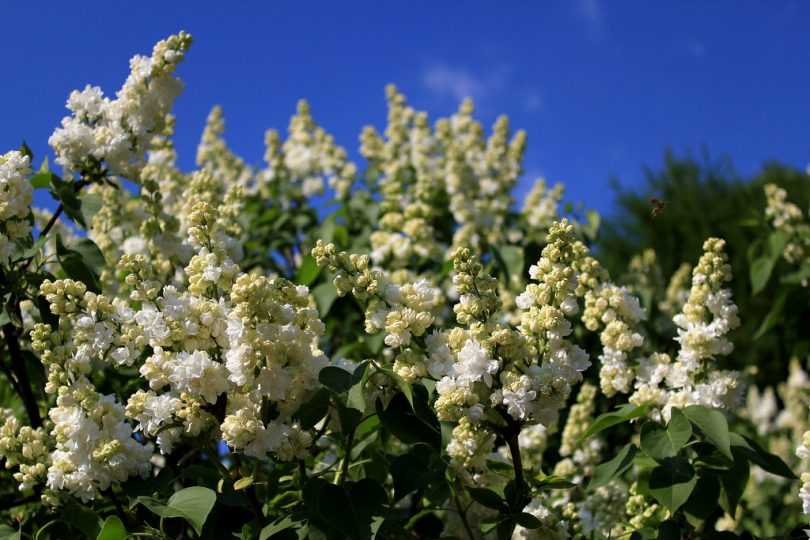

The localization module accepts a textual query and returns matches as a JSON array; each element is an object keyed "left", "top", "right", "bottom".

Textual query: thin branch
[{"left": 1, "top": 321, "right": 41, "bottom": 427}]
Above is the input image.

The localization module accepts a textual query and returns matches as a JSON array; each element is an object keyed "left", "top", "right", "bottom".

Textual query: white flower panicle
[
  {"left": 30, "top": 283, "right": 154, "bottom": 501},
  {"left": 260, "top": 100, "right": 356, "bottom": 204},
  {"left": 522, "top": 178, "right": 565, "bottom": 235},
  {"left": 49, "top": 32, "right": 192, "bottom": 178},
  {"left": 510, "top": 220, "right": 591, "bottom": 426},
  {"left": 0, "top": 410, "right": 50, "bottom": 492},
  {"left": 220, "top": 274, "right": 326, "bottom": 460},
  {"left": 312, "top": 240, "right": 441, "bottom": 381},
  {"left": 659, "top": 262, "right": 692, "bottom": 316},
  {"left": 196, "top": 105, "right": 253, "bottom": 191},
  {"left": 581, "top": 281, "right": 646, "bottom": 397},
  {"left": 632, "top": 238, "right": 741, "bottom": 420},
  {"left": 764, "top": 183, "right": 810, "bottom": 269},
  {"left": 0, "top": 150, "right": 33, "bottom": 265}
]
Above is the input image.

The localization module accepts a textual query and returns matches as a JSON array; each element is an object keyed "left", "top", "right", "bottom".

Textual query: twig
[
  {"left": 1, "top": 321, "right": 42, "bottom": 427},
  {"left": 453, "top": 492, "right": 476, "bottom": 540}
]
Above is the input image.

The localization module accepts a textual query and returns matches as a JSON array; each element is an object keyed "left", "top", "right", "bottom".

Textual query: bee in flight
[{"left": 650, "top": 197, "right": 665, "bottom": 218}]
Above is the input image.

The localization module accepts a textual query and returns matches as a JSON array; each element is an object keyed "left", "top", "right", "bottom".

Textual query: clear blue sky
[{"left": 3, "top": 1, "right": 809, "bottom": 216}]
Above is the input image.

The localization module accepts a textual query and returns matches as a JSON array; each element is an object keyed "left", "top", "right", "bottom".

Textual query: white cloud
[
  {"left": 422, "top": 65, "right": 492, "bottom": 102},
  {"left": 524, "top": 91, "right": 544, "bottom": 113},
  {"left": 421, "top": 63, "right": 543, "bottom": 115}
]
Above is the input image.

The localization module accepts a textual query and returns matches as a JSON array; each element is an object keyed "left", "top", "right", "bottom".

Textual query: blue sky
[{"left": 3, "top": 1, "right": 809, "bottom": 216}]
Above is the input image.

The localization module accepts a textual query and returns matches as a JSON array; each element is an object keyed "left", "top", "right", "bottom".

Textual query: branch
[{"left": 2, "top": 321, "right": 42, "bottom": 428}]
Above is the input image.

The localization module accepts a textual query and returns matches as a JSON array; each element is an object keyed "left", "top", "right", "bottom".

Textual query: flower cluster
[
  {"left": 49, "top": 32, "right": 192, "bottom": 178},
  {"left": 0, "top": 150, "right": 32, "bottom": 265},
  {"left": 581, "top": 280, "right": 645, "bottom": 397},
  {"left": 0, "top": 410, "right": 49, "bottom": 492},
  {"left": 311, "top": 239, "right": 442, "bottom": 381},
  {"left": 632, "top": 238, "right": 741, "bottom": 419},
  {"left": 764, "top": 183, "right": 810, "bottom": 266},
  {"left": 361, "top": 85, "right": 527, "bottom": 268},
  {"left": 261, "top": 100, "right": 356, "bottom": 203},
  {"left": 521, "top": 178, "right": 565, "bottom": 237}
]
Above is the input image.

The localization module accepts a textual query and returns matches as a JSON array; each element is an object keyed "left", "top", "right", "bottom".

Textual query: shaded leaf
[
  {"left": 590, "top": 443, "right": 637, "bottom": 488},
  {"left": 648, "top": 457, "right": 697, "bottom": 513},
  {"left": 683, "top": 406, "right": 732, "bottom": 460},
  {"left": 319, "top": 366, "right": 353, "bottom": 393},
  {"left": 640, "top": 409, "right": 691, "bottom": 461},
  {"left": 468, "top": 488, "right": 506, "bottom": 510}
]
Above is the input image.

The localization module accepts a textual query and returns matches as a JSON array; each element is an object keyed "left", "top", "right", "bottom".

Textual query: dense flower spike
[
  {"left": 765, "top": 183, "right": 810, "bottom": 267},
  {"left": 632, "top": 238, "right": 741, "bottom": 419},
  {"left": 49, "top": 32, "right": 192, "bottom": 178},
  {"left": 0, "top": 150, "right": 32, "bottom": 264}
]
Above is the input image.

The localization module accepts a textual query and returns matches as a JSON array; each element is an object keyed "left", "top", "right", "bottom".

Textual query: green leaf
[
  {"left": 63, "top": 500, "right": 100, "bottom": 538},
  {"left": 718, "top": 449, "right": 749, "bottom": 515},
  {"left": 312, "top": 282, "right": 338, "bottom": 317},
  {"left": 514, "top": 512, "right": 542, "bottom": 529},
  {"left": 19, "top": 141, "right": 33, "bottom": 161},
  {"left": 260, "top": 516, "right": 298, "bottom": 540},
  {"left": 303, "top": 478, "right": 369, "bottom": 540},
  {"left": 390, "top": 443, "right": 445, "bottom": 501},
  {"left": 336, "top": 401, "right": 363, "bottom": 433},
  {"left": 590, "top": 443, "right": 637, "bottom": 488},
  {"left": 234, "top": 476, "right": 254, "bottom": 491},
  {"left": 96, "top": 516, "right": 127, "bottom": 540},
  {"left": 365, "top": 332, "right": 385, "bottom": 355},
  {"left": 682, "top": 474, "right": 720, "bottom": 521},
  {"left": 648, "top": 457, "right": 697, "bottom": 513},
  {"left": 730, "top": 433, "right": 796, "bottom": 478},
  {"left": 479, "top": 516, "right": 502, "bottom": 535},
  {"left": 373, "top": 365, "right": 413, "bottom": 409},
  {"left": 533, "top": 474, "right": 576, "bottom": 490},
  {"left": 767, "top": 230, "right": 789, "bottom": 258},
  {"left": 640, "top": 409, "right": 691, "bottom": 461},
  {"left": 71, "top": 238, "right": 105, "bottom": 273},
  {"left": 295, "top": 255, "right": 321, "bottom": 286},
  {"left": 319, "top": 366, "right": 354, "bottom": 393},
  {"left": 296, "top": 388, "right": 330, "bottom": 429},
  {"left": 348, "top": 479, "right": 387, "bottom": 527},
  {"left": 496, "top": 245, "right": 524, "bottom": 284},
  {"left": 166, "top": 486, "right": 217, "bottom": 536},
  {"left": 750, "top": 255, "right": 775, "bottom": 295},
  {"left": 782, "top": 261, "right": 810, "bottom": 285},
  {"left": 23, "top": 234, "right": 48, "bottom": 259},
  {"left": 55, "top": 234, "right": 100, "bottom": 293},
  {"left": 333, "top": 225, "right": 349, "bottom": 248},
  {"left": 584, "top": 209, "right": 601, "bottom": 241},
  {"left": 683, "top": 405, "right": 732, "bottom": 460},
  {"left": 79, "top": 192, "right": 103, "bottom": 228},
  {"left": 377, "top": 387, "right": 440, "bottom": 448},
  {"left": 347, "top": 362, "right": 369, "bottom": 412},
  {"left": 49, "top": 174, "right": 85, "bottom": 227},
  {"left": 581, "top": 404, "right": 649, "bottom": 442},
  {"left": 29, "top": 172, "right": 51, "bottom": 190},
  {"left": 468, "top": 487, "right": 506, "bottom": 510},
  {"left": 0, "top": 524, "right": 20, "bottom": 540},
  {"left": 656, "top": 520, "right": 681, "bottom": 540},
  {"left": 753, "top": 289, "right": 787, "bottom": 339}
]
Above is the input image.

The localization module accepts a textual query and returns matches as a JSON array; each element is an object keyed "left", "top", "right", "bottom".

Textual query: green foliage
[
  {"left": 601, "top": 154, "right": 810, "bottom": 392},
  {"left": 587, "top": 406, "right": 796, "bottom": 535}
]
